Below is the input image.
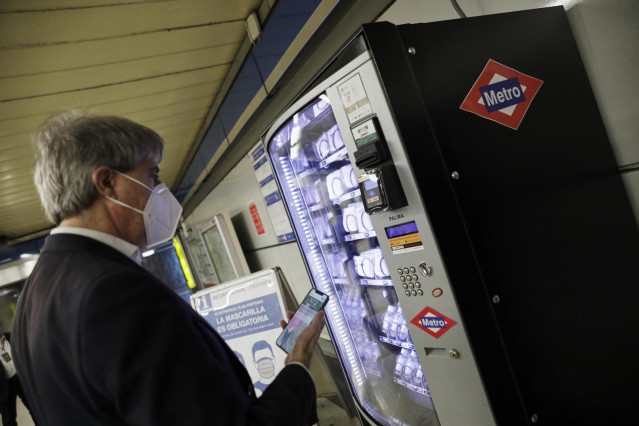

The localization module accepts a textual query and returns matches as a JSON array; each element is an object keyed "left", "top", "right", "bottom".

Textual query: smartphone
[{"left": 276, "top": 289, "right": 329, "bottom": 353}]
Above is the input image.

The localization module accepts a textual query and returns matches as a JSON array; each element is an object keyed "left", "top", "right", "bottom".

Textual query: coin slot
[{"left": 424, "top": 348, "right": 447, "bottom": 357}]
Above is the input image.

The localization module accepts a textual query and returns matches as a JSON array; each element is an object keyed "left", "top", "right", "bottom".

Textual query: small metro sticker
[
  {"left": 460, "top": 59, "right": 543, "bottom": 130},
  {"left": 410, "top": 306, "right": 457, "bottom": 338}
]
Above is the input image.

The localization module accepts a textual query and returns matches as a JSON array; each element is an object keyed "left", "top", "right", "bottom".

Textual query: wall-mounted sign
[{"left": 248, "top": 143, "right": 295, "bottom": 242}]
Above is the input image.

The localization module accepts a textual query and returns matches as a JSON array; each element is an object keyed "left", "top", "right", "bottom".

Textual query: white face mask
[
  {"left": 255, "top": 358, "right": 276, "bottom": 379},
  {"left": 106, "top": 171, "right": 183, "bottom": 248}
]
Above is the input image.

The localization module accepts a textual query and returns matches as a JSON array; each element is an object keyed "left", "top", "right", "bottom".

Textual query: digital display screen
[
  {"left": 385, "top": 221, "right": 419, "bottom": 239},
  {"left": 363, "top": 179, "right": 378, "bottom": 191},
  {"left": 363, "top": 178, "right": 380, "bottom": 203}
]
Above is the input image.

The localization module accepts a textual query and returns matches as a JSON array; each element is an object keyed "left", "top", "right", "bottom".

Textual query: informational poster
[
  {"left": 248, "top": 142, "right": 295, "bottom": 243},
  {"left": 337, "top": 73, "right": 373, "bottom": 124},
  {"left": 191, "top": 269, "right": 291, "bottom": 396}
]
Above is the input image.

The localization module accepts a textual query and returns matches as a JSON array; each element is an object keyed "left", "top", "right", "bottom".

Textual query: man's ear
[{"left": 93, "top": 166, "right": 116, "bottom": 197}]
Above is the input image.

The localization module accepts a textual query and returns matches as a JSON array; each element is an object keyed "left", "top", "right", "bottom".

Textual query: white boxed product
[
  {"left": 353, "top": 255, "right": 375, "bottom": 278},
  {"left": 342, "top": 203, "right": 359, "bottom": 233},
  {"left": 354, "top": 202, "right": 374, "bottom": 233},
  {"left": 328, "top": 124, "right": 344, "bottom": 152},
  {"left": 313, "top": 132, "right": 331, "bottom": 159},
  {"left": 327, "top": 170, "right": 347, "bottom": 201},
  {"left": 340, "top": 164, "right": 358, "bottom": 190}
]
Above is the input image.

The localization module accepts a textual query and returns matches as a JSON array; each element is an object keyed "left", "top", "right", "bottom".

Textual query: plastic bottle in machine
[
  {"left": 361, "top": 338, "right": 378, "bottom": 371},
  {"left": 346, "top": 296, "right": 356, "bottom": 325},
  {"left": 370, "top": 341, "right": 381, "bottom": 371},
  {"left": 413, "top": 361, "right": 427, "bottom": 389},
  {"left": 403, "top": 350, "right": 422, "bottom": 384},
  {"left": 356, "top": 299, "right": 367, "bottom": 333},
  {"left": 397, "top": 308, "right": 410, "bottom": 343},
  {"left": 390, "top": 306, "right": 406, "bottom": 342},
  {"left": 394, "top": 348, "right": 410, "bottom": 382},
  {"left": 341, "top": 295, "right": 351, "bottom": 325},
  {"left": 381, "top": 304, "right": 397, "bottom": 337}
]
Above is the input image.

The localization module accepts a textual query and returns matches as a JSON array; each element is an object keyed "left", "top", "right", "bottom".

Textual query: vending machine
[
  {"left": 182, "top": 213, "right": 251, "bottom": 288},
  {"left": 264, "top": 8, "right": 639, "bottom": 425}
]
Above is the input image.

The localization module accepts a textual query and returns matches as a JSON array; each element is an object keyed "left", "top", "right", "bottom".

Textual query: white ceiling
[{"left": 0, "top": 0, "right": 268, "bottom": 242}]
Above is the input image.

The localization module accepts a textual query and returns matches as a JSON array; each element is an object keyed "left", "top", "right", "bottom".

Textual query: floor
[
  {"left": 316, "top": 396, "right": 362, "bottom": 426},
  {"left": 14, "top": 396, "right": 361, "bottom": 425},
  {"left": 16, "top": 397, "right": 34, "bottom": 426}
]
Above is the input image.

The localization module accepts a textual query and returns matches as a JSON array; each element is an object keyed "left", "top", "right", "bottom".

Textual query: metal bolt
[
  {"left": 449, "top": 349, "right": 459, "bottom": 359},
  {"left": 408, "top": 47, "right": 416, "bottom": 55},
  {"left": 531, "top": 414, "right": 538, "bottom": 423},
  {"left": 492, "top": 295, "right": 501, "bottom": 304},
  {"left": 451, "top": 171, "right": 460, "bottom": 180}
]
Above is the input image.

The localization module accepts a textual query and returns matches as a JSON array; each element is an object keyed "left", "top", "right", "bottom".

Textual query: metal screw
[
  {"left": 408, "top": 47, "right": 416, "bottom": 55},
  {"left": 492, "top": 295, "right": 501, "bottom": 304},
  {"left": 451, "top": 171, "right": 460, "bottom": 180},
  {"left": 531, "top": 414, "right": 539, "bottom": 423},
  {"left": 449, "top": 349, "right": 459, "bottom": 359}
]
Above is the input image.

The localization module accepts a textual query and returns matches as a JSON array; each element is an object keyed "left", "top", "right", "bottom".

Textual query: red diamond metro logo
[
  {"left": 410, "top": 306, "right": 457, "bottom": 339},
  {"left": 460, "top": 59, "right": 543, "bottom": 130}
]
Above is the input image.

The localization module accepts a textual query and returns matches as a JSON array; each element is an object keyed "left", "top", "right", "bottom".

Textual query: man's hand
[{"left": 279, "top": 310, "right": 326, "bottom": 368}]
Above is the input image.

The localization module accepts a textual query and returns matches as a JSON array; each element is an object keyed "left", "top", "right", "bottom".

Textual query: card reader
[{"left": 358, "top": 165, "right": 407, "bottom": 213}]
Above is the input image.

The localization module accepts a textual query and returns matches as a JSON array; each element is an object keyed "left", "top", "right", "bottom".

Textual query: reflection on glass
[
  {"left": 202, "top": 225, "right": 236, "bottom": 284},
  {"left": 141, "top": 241, "right": 192, "bottom": 303},
  {"left": 186, "top": 236, "right": 219, "bottom": 287},
  {"left": 0, "top": 281, "right": 24, "bottom": 332}
]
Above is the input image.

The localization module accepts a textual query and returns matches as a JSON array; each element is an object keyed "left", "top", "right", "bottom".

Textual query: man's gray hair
[{"left": 33, "top": 111, "right": 164, "bottom": 225}]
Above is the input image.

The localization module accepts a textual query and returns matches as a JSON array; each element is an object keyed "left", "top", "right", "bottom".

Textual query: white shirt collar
[{"left": 51, "top": 227, "right": 142, "bottom": 264}]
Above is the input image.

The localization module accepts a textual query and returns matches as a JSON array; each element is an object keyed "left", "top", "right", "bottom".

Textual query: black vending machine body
[{"left": 358, "top": 7, "right": 639, "bottom": 425}]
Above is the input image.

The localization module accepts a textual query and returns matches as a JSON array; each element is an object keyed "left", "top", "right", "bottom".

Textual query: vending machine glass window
[
  {"left": 199, "top": 213, "right": 251, "bottom": 285},
  {"left": 186, "top": 235, "right": 219, "bottom": 287},
  {"left": 201, "top": 225, "right": 236, "bottom": 283},
  {"left": 141, "top": 240, "right": 192, "bottom": 303},
  {"left": 268, "top": 96, "right": 439, "bottom": 426}
]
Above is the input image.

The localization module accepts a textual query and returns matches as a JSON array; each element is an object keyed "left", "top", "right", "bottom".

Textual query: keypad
[{"left": 396, "top": 263, "right": 432, "bottom": 297}]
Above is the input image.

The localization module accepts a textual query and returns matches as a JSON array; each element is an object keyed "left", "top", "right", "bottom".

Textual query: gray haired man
[{"left": 13, "top": 112, "right": 325, "bottom": 426}]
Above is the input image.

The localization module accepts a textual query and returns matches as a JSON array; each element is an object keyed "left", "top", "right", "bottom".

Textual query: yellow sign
[
  {"left": 388, "top": 232, "right": 423, "bottom": 252},
  {"left": 173, "top": 236, "right": 197, "bottom": 289}
]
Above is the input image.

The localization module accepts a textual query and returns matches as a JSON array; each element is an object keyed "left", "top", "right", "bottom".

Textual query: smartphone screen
[{"left": 276, "top": 289, "right": 329, "bottom": 353}]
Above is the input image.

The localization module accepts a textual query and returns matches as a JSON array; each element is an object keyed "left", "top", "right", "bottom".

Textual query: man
[
  {"left": 0, "top": 321, "right": 29, "bottom": 426},
  {"left": 13, "top": 112, "right": 325, "bottom": 425}
]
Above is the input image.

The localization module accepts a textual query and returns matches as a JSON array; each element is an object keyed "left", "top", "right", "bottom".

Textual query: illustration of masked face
[{"left": 253, "top": 348, "right": 276, "bottom": 379}]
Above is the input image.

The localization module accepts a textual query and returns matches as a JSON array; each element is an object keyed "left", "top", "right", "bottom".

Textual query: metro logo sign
[
  {"left": 410, "top": 306, "right": 457, "bottom": 339},
  {"left": 480, "top": 77, "right": 525, "bottom": 112},
  {"left": 460, "top": 59, "right": 543, "bottom": 130}
]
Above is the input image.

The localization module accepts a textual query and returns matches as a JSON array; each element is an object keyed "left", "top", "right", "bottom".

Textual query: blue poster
[
  {"left": 208, "top": 293, "right": 283, "bottom": 340},
  {"left": 191, "top": 269, "right": 291, "bottom": 397}
]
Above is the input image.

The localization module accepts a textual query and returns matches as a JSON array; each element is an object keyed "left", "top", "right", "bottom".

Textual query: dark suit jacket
[
  {"left": 13, "top": 234, "right": 317, "bottom": 425},
  {"left": 0, "top": 333, "right": 11, "bottom": 401}
]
